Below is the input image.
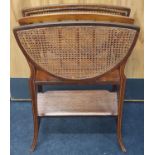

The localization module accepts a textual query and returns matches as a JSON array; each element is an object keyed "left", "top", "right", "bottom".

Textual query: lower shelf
[{"left": 37, "top": 90, "right": 118, "bottom": 116}]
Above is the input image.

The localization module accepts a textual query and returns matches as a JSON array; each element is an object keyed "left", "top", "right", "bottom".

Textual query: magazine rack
[{"left": 14, "top": 11, "right": 139, "bottom": 152}]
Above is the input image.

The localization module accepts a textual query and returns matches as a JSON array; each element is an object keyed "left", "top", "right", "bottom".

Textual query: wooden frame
[
  {"left": 14, "top": 14, "right": 139, "bottom": 152},
  {"left": 22, "top": 4, "right": 131, "bottom": 17},
  {"left": 19, "top": 12, "right": 134, "bottom": 25}
]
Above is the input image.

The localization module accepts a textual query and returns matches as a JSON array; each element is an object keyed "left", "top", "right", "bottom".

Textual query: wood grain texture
[
  {"left": 18, "top": 13, "right": 134, "bottom": 25},
  {"left": 10, "top": 0, "right": 144, "bottom": 78},
  {"left": 35, "top": 69, "right": 120, "bottom": 84},
  {"left": 37, "top": 90, "right": 118, "bottom": 116}
]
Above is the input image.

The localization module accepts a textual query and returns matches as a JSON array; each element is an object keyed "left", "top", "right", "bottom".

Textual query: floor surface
[{"left": 10, "top": 102, "right": 144, "bottom": 155}]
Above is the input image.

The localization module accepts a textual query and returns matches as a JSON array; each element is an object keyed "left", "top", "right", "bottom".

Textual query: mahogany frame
[
  {"left": 14, "top": 19, "right": 139, "bottom": 152},
  {"left": 19, "top": 12, "right": 134, "bottom": 25}
]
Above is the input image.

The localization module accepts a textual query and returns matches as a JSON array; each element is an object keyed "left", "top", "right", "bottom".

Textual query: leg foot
[
  {"left": 30, "top": 117, "right": 39, "bottom": 152},
  {"left": 117, "top": 128, "right": 127, "bottom": 152}
]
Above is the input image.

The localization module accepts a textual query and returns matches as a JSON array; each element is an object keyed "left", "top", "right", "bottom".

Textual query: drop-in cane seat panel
[{"left": 14, "top": 22, "right": 138, "bottom": 80}]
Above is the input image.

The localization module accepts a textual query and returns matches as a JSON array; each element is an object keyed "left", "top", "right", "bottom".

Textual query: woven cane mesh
[
  {"left": 17, "top": 25, "right": 136, "bottom": 80},
  {"left": 23, "top": 7, "right": 129, "bottom": 17}
]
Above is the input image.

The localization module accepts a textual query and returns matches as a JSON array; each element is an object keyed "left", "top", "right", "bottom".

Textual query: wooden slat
[
  {"left": 37, "top": 90, "right": 118, "bottom": 116},
  {"left": 35, "top": 69, "right": 120, "bottom": 85},
  {"left": 18, "top": 12, "right": 134, "bottom": 25}
]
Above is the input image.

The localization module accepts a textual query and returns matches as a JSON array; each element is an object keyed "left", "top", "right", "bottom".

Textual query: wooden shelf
[{"left": 37, "top": 90, "right": 118, "bottom": 116}]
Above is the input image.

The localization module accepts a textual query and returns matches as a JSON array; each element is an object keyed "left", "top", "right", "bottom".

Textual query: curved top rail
[{"left": 18, "top": 12, "right": 134, "bottom": 25}]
